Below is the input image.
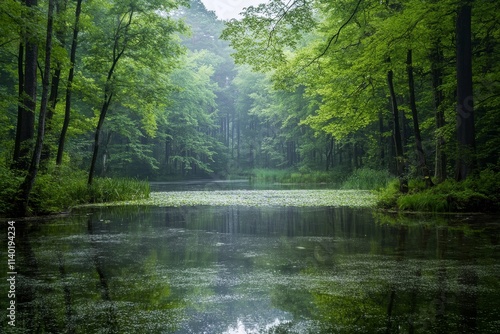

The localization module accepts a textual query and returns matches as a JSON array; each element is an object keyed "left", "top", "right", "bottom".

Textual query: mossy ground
[{"left": 376, "top": 169, "right": 500, "bottom": 213}]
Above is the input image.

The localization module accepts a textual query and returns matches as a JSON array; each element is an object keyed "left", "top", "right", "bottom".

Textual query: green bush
[
  {"left": 376, "top": 169, "right": 500, "bottom": 212},
  {"left": 1, "top": 164, "right": 150, "bottom": 216},
  {"left": 250, "top": 168, "right": 347, "bottom": 186},
  {"left": 0, "top": 164, "right": 24, "bottom": 214},
  {"left": 87, "top": 177, "right": 150, "bottom": 203},
  {"left": 251, "top": 169, "right": 291, "bottom": 183},
  {"left": 397, "top": 193, "right": 448, "bottom": 212},
  {"left": 342, "top": 168, "right": 395, "bottom": 190},
  {"left": 375, "top": 179, "right": 400, "bottom": 210}
]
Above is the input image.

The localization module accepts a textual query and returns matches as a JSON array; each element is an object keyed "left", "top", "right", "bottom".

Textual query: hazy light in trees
[{"left": 201, "top": 0, "right": 268, "bottom": 20}]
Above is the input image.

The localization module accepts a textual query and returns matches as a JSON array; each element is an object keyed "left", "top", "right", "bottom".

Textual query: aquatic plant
[{"left": 86, "top": 189, "right": 376, "bottom": 208}]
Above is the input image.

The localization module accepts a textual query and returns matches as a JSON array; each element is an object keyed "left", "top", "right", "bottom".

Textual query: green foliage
[
  {"left": 250, "top": 169, "right": 291, "bottom": 183},
  {"left": 85, "top": 177, "right": 150, "bottom": 204},
  {"left": 341, "top": 168, "right": 395, "bottom": 190},
  {"left": 0, "top": 163, "right": 24, "bottom": 214},
  {"left": 397, "top": 192, "right": 449, "bottom": 212},
  {"left": 250, "top": 168, "right": 347, "bottom": 186},
  {"left": 376, "top": 169, "right": 500, "bottom": 212},
  {"left": 0, "top": 163, "right": 149, "bottom": 216},
  {"left": 375, "top": 179, "right": 400, "bottom": 210}
]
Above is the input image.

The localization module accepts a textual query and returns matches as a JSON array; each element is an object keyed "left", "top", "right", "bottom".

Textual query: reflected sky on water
[{"left": 1, "top": 200, "right": 499, "bottom": 333}]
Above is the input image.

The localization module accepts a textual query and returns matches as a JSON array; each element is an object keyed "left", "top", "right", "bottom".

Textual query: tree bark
[
  {"left": 387, "top": 69, "right": 408, "bottom": 193},
  {"left": 13, "top": 0, "right": 38, "bottom": 170},
  {"left": 430, "top": 40, "right": 447, "bottom": 183},
  {"left": 407, "top": 49, "right": 433, "bottom": 187},
  {"left": 18, "top": 0, "right": 54, "bottom": 216},
  {"left": 88, "top": 93, "right": 113, "bottom": 185},
  {"left": 88, "top": 10, "right": 133, "bottom": 185},
  {"left": 41, "top": 0, "right": 68, "bottom": 162},
  {"left": 455, "top": 1, "right": 476, "bottom": 181},
  {"left": 57, "top": 0, "right": 82, "bottom": 165},
  {"left": 13, "top": 41, "right": 24, "bottom": 167}
]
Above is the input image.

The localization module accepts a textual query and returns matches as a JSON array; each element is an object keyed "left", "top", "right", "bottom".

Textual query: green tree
[
  {"left": 13, "top": 0, "right": 39, "bottom": 170},
  {"left": 84, "top": 0, "right": 186, "bottom": 185},
  {"left": 17, "top": 0, "right": 55, "bottom": 215},
  {"left": 160, "top": 51, "right": 220, "bottom": 176}
]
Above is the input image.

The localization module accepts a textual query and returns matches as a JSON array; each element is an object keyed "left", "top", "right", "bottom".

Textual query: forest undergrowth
[
  {"left": 376, "top": 168, "right": 500, "bottom": 213},
  {"left": 0, "top": 163, "right": 149, "bottom": 216}
]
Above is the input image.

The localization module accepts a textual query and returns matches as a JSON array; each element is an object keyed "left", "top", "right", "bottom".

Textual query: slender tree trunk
[
  {"left": 378, "top": 111, "right": 385, "bottom": 167},
  {"left": 18, "top": 0, "right": 54, "bottom": 216},
  {"left": 13, "top": 41, "right": 24, "bottom": 166},
  {"left": 455, "top": 0, "right": 476, "bottom": 181},
  {"left": 88, "top": 10, "right": 133, "bottom": 185},
  {"left": 13, "top": 0, "right": 38, "bottom": 170},
  {"left": 56, "top": 0, "right": 82, "bottom": 165},
  {"left": 326, "top": 136, "right": 334, "bottom": 171},
  {"left": 41, "top": 0, "right": 67, "bottom": 163},
  {"left": 407, "top": 49, "right": 433, "bottom": 187},
  {"left": 387, "top": 69, "right": 408, "bottom": 193},
  {"left": 431, "top": 40, "right": 447, "bottom": 183},
  {"left": 88, "top": 93, "right": 113, "bottom": 185}
]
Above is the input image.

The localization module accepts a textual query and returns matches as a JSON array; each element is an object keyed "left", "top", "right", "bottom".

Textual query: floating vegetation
[{"left": 84, "top": 190, "right": 376, "bottom": 208}]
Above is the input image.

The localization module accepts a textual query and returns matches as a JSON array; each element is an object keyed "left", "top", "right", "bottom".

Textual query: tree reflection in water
[{"left": 0, "top": 206, "right": 498, "bottom": 333}]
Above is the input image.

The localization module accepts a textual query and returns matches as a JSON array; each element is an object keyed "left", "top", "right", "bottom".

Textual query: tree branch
[{"left": 300, "top": 0, "right": 363, "bottom": 71}]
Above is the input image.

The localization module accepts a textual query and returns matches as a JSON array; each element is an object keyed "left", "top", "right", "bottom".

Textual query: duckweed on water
[{"left": 84, "top": 189, "right": 376, "bottom": 208}]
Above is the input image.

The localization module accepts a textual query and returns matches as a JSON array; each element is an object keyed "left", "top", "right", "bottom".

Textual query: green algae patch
[{"left": 85, "top": 189, "right": 376, "bottom": 208}]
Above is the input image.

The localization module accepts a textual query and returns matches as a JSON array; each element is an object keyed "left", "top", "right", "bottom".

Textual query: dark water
[{"left": 1, "top": 202, "right": 499, "bottom": 333}]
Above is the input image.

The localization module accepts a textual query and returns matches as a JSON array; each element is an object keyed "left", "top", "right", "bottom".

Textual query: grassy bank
[
  {"left": 377, "top": 169, "right": 500, "bottom": 213},
  {"left": 249, "top": 167, "right": 394, "bottom": 190},
  {"left": 0, "top": 164, "right": 149, "bottom": 216}
]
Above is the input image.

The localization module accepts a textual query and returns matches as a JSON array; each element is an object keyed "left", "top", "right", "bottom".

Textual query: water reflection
[
  {"left": 1, "top": 206, "right": 499, "bottom": 333},
  {"left": 149, "top": 179, "right": 334, "bottom": 192}
]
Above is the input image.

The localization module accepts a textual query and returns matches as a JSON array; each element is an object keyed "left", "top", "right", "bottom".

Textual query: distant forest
[{"left": 1, "top": 0, "right": 499, "bottom": 213}]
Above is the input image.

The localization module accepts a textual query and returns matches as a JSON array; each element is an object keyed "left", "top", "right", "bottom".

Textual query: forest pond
[{"left": 1, "top": 183, "right": 499, "bottom": 333}]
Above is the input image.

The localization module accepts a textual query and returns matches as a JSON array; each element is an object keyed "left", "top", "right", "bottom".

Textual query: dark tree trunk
[
  {"left": 431, "top": 40, "right": 447, "bottom": 183},
  {"left": 13, "top": 0, "right": 38, "bottom": 170},
  {"left": 407, "top": 49, "right": 433, "bottom": 187},
  {"left": 326, "top": 136, "right": 334, "bottom": 171},
  {"left": 378, "top": 111, "right": 385, "bottom": 167},
  {"left": 88, "top": 93, "right": 113, "bottom": 185},
  {"left": 57, "top": 0, "right": 82, "bottom": 165},
  {"left": 88, "top": 10, "right": 133, "bottom": 185},
  {"left": 13, "top": 42, "right": 24, "bottom": 166},
  {"left": 17, "top": 0, "right": 54, "bottom": 216},
  {"left": 41, "top": 0, "right": 67, "bottom": 162},
  {"left": 455, "top": 1, "right": 476, "bottom": 181},
  {"left": 387, "top": 69, "right": 408, "bottom": 193}
]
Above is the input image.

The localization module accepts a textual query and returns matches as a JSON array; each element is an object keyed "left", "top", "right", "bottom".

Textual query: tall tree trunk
[
  {"left": 88, "top": 93, "right": 113, "bottom": 185},
  {"left": 13, "top": 0, "right": 38, "bottom": 170},
  {"left": 378, "top": 111, "right": 386, "bottom": 167},
  {"left": 56, "top": 0, "right": 82, "bottom": 165},
  {"left": 387, "top": 69, "right": 408, "bottom": 193},
  {"left": 88, "top": 10, "right": 133, "bottom": 185},
  {"left": 431, "top": 40, "right": 447, "bottom": 183},
  {"left": 455, "top": 0, "right": 476, "bottom": 181},
  {"left": 13, "top": 41, "right": 24, "bottom": 166},
  {"left": 407, "top": 49, "right": 433, "bottom": 187},
  {"left": 41, "top": 0, "right": 67, "bottom": 163},
  {"left": 18, "top": 0, "right": 54, "bottom": 216}
]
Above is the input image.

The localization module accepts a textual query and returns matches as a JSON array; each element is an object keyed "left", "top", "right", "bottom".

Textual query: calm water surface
[{"left": 1, "top": 184, "right": 499, "bottom": 333}]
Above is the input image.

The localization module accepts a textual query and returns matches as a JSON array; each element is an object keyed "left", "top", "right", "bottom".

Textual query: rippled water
[{"left": 1, "top": 190, "right": 499, "bottom": 333}]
